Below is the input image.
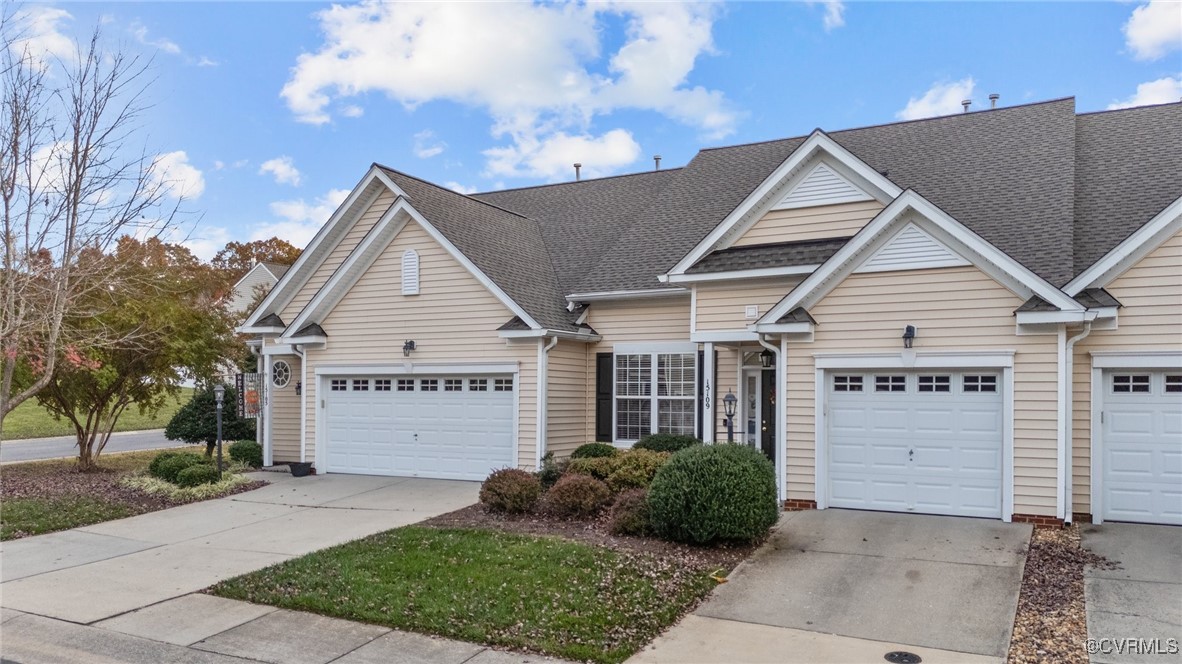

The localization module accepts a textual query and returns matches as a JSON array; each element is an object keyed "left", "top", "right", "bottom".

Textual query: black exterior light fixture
[
  {"left": 212, "top": 383, "right": 225, "bottom": 480},
  {"left": 295, "top": 380, "right": 302, "bottom": 396},
  {"left": 723, "top": 391, "right": 738, "bottom": 443},
  {"left": 902, "top": 325, "right": 917, "bottom": 349},
  {"left": 403, "top": 340, "right": 416, "bottom": 357},
  {"left": 760, "top": 349, "right": 775, "bottom": 368}
]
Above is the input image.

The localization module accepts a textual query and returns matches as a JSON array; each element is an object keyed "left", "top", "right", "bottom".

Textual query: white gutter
[
  {"left": 499, "top": 328, "right": 602, "bottom": 342},
  {"left": 664, "top": 264, "right": 821, "bottom": 284},
  {"left": 565, "top": 288, "right": 688, "bottom": 302},
  {"left": 1061, "top": 320, "right": 1094, "bottom": 523},
  {"left": 757, "top": 334, "right": 787, "bottom": 502},
  {"left": 536, "top": 336, "right": 558, "bottom": 469},
  {"left": 292, "top": 344, "right": 307, "bottom": 464}
]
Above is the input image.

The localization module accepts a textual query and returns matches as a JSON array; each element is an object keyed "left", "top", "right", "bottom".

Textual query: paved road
[{"left": 0, "top": 429, "right": 180, "bottom": 463}]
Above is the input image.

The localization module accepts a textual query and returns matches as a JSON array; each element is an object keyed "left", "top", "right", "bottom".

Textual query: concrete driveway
[
  {"left": 632, "top": 509, "right": 1031, "bottom": 663},
  {"left": 1081, "top": 523, "right": 1182, "bottom": 664}
]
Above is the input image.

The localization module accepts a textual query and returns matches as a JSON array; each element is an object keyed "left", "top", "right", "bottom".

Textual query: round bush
[
  {"left": 151, "top": 453, "right": 207, "bottom": 484},
  {"left": 571, "top": 442, "right": 619, "bottom": 459},
  {"left": 148, "top": 451, "right": 183, "bottom": 479},
  {"left": 634, "top": 434, "right": 701, "bottom": 453},
  {"left": 605, "top": 449, "right": 672, "bottom": 493},
  {"left": 228, "top": 440, "right": 263, "bottom": 468},
  {"left": 536, "top": 453, "right": 568, "bottom": 490},
  {"left": 608, "top": 488, "right": 652, "bottom": 536},
  {"left": 175, "top": 464, "right": 220, "bottom": 488},
  {"left": 567, "top": 456, "right": 615, "bottom": 481},
  {"left": 479, "top": 468, "right": 541, "bottom": 514},
  {"left": 648, "top": 443, "right": 778, "bottom": 544},
  {"left": 546, "top": 474, "right": 611, "bottom": 518}
]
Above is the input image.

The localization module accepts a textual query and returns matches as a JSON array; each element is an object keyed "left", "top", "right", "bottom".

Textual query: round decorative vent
[{"left": 272, "top": 360, "right": 292, "bottom": 389}]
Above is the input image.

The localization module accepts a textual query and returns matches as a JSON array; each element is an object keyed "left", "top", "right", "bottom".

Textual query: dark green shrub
[
  {"left": 606, "top": 449, "right": 672, "bottom": 493},
  {"left": 228, "top": 440, "right": 263, "bottom": 468},
  {"left": 479, "top": 468, "right": 541, "bottom": 514},
  {"left": 567, "top": 456, "right": 615, "bottom": 481},
  {"left": 165, "top": 387, "right": 256, "bottom": 456},
  {"left": 175, "top": 464, "right": 220, "bottom": 488},
  {"left": 648, "top": 443, "right": 778, "bottom": 544},
  {"left": 546, "top": 474, "right": 611, "bottom": 518},
  {"left": 571, "top": 442, "right": 619, "bottom": 459},
  {"left": 608, "top": 488, "right": 652, "bottom": 536},
  {"left": 148, "top": 451, "right": 183, "bottom": 478},
  {"left": 151, "top": 453, "right": 207, "bottom": 484},
  {"left": 536, "top": 452, "right": 568, "bottom": 490},
  {"left": 634, "top": 434, "right": 701, "bottom": 453}
]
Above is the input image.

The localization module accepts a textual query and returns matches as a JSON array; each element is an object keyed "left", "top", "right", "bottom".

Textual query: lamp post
[
  {"left": 213, "top": 384, "right": 225, "bottom": 480},
  {"left": 723, "top": 391, "right": 737, "bottom": 443}
]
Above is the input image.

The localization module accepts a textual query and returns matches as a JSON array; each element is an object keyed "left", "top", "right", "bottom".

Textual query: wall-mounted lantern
[
  {"left": 902, "top": 325, "right": 917, "bottom": 349},
  {"left": 403, "top": 340, "right": 416, "bottom": 357},
  {"left": 295, "top": 380, "right": 302, "bottom": 396},
  {"left": 760, "top": 349, "right": 775, "bottom": 369}
]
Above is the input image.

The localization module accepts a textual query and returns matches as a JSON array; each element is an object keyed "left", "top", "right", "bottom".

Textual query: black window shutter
[{"left": 595, "top": 353, "right": 613, "bottom": 442}]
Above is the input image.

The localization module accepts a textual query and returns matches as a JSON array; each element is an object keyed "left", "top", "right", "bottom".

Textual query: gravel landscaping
[{"left": 1008, "top": 525, "right": 1118, "bottom": 663}]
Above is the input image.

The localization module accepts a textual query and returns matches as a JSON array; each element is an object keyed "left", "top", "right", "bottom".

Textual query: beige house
[
  {"left": 228, "top": 261, "right": 291, "bottom": 316},
  {"left": 240, "top": 98, "right": 1181, "bottom": 526}
]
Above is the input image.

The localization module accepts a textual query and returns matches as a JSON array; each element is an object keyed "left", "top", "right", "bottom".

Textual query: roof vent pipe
[
  {"left": 573, "top": 163, "right": 582, "bottom": 181},
  {"left": 961, "top": 99, "right": 972, "bottom": 113},
  {"left": 989, "top": 93, "right": 1000, "bottom": 109},
  {"left": 653, "top": 155, "right": 662, "bottom": 171}
]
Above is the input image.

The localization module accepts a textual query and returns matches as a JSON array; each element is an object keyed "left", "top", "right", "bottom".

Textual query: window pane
[
  {"left": 875, "top": 375, "right": 906, "bottom": 392},
  {"left": 1113, "top": 374, "right": 1149, "bottom": 393},
  {"left": 616, "top": 398, "right": 650, "bottom": 441},
  {"left": 657, "top": 353, "right": 696, "bottom": 397},
  {"left": 615, "top": 354, "right": 652, "bottom": 397},
  {"left": 494, "top": 378, "right": 514, "bottom": 392},
  {"left": 964, "top": 375, "right": 997, "bottom": 393},
  {"left": 1166, "top": 376, "right": 1182, "bottom": 393},
  {"left": 658, "top": 399, "right": 695, "bottom": 435},
  {"left": 352, "top": 379, "right": 369, "bottom": 391},
  {"left": 397, "top": 379, "right": 414, "bottom": 391},
  {"left": 918, "top": 375, "right": 950, "bottom": 393},
  {"left": 421, "top": 379, "right": 439, "bottom": 392},
  {"left": 469, "top": 378, "right": 488, "bottom": 391},
  {"left": 834, "top": 376, "right": 862, "bottom": 392},
  {"left": 374, "top": 379, "right": 391, "bottom": 391},
  {"left": 444, "top": 378, "right": 463, "bottom": 392}
]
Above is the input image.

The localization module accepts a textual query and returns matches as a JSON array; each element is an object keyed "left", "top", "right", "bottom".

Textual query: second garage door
[
  {"left": 1100, "top": 371, "right": 1182, "bottom": 525},
  {"left": 324, "top": 375, "right": 515, "bottom": 480},
  {"left": 827, "top": 371, "right": 1004, "bottom": 518}
]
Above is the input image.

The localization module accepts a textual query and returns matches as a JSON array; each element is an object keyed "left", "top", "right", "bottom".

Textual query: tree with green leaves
[{"left": 165, "top": 386, "right": 255, "bottom": 457}]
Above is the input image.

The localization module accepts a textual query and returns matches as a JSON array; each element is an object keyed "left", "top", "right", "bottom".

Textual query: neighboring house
[
  {"left": 240, "top": 98, "right": 1181, "bottom": 527},
  {"left": 229, "top": 262, "right": 292, "bottom": 315}
]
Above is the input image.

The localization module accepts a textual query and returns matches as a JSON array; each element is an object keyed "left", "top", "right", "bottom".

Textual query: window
[
  {"left": 469, "top": 378, "right": 488, "bottom": 391},
  {"left": 1167, "top": 375, "right": 1182, "bottom": 393},
  {"left": 918, "top": 375, "right": 951, "bottom": 393},
  {"left": 833, "top": 375, "right": 862, "bottom": 392},
  {"left": 330, "top": 379, "right": 347, "bottom": 392},
  {"left": 375, "top": 379, "right": 391, "bottom": 391},
  {"left": 494, "top": 378, "right": 514, "bottom": 392},
  {"left": 352, "top": 379, "right": 369, "bottom": 391},
  {"left": 421, "top": 379, "right": 439, "bottom": 391},
  {"left": 964, "top": 375, "right": 997, "bottom": 393},
  {"left": 272, "top": 360, "right": 291, "bottom": 389},
  {"left": 875, "top": 375, "right": 906, "bottom": 392},
  {"left": 401, "top": 249, "right": 420, "bottom": 295},
  {"left": 444, "top": 378, "right": 463, "bottom": 392},
  {"left": 1113, "top": 374, "right": 1150, "bottom": 393},
  {"left": 397, "top": 379, "right": 415, "bottom": 392},
  {"left": 614, "top": 350, "right": 697, "bottom": 441}
]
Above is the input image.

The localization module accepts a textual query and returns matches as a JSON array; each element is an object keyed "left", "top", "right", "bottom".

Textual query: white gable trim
[
  {"left": 666, "top": 264, "right": 820, "bottom": 284},
  {"left": 756, "top": 190, "right": 1083, "bottom": 327},
  {"left": 854, "top": 223, "right": 970, "bottom": 273},
  {"left": 1064, "top": 196, "right": 1182, "bottom": 295},
  {"left": 242, "top": 166, "right": 407, "bottom": 330},
  {"left": 773, "top": 162, "right": 874, "bottom": 210},
  {"left": 663, "top": 131, "right": 902, "bottom": 279}
]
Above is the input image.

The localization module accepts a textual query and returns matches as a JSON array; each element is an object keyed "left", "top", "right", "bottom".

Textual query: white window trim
[
  {"left": 612, "top": 343, "right": 699, "bottom": 444},
  {"left": 271, "top": 360, "right": 292, "bottom": 389}
]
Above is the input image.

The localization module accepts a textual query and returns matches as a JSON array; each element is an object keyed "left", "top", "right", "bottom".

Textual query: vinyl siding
[
  {"left": 790, "top": 265, "right": 1060, "bottom": 517},
  {"left": 304, "top": 218, "right": 538, "bottom": 468},
  {"left": 695, "top": 277, "right": 803, "bottom": 331},
  {"left": 230, "top": 267, "right": 277, "bottom": 316},
  {"left": 269, "top": 352, "right": 302, "bottom": 463},
  {"left": 280, "top": 190, "right": 396, "bottom": 324},
  {"left": 733, "top": 200, "right": 883, "bottom": 247},
  {"left": 546, "top": 339, "right": 589, "bottom": 458},
  {"left": 1071, "top": 228, "right": 1182, "bottom": 515}
]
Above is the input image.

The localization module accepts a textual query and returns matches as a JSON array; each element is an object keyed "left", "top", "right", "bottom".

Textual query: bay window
[{"left": 614, "top": 345, "right": 697, "bottom": 442}]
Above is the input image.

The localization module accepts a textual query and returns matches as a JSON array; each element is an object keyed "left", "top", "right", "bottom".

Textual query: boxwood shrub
[
  {"left": 228, "top": 440, "right": 263, "bottom": 468},
  {"left": 634, "top": 434, "right": 701, "bottom": 453},
  {"left": 568, "top": 449, "right": 672, "bottom": 492},
  {"left": 648, "top": 443, "right": 778, "bottom": 544},
  {"left": 570, "top": 442, "right": 619, "bottom": 459},
  {"left": 150, "top": 452, "right": 208, "bottom": 484},
  {"left": 479, "top": 468, "right": 541, "bottom": 514},
  {"left": 546, "top": 474, "right": 611, "bottom": 518},
  {"left": 175, "top": 464, "right": 220, "bottom": 488}
]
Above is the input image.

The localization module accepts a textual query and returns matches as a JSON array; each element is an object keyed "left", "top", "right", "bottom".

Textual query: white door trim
[{"left": 1090, "top": 351, "right": 1182, "bottom": 369}]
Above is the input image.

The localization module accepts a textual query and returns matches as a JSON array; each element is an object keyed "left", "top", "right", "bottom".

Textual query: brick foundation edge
[
  {"left": 782, "top": 499, "right": 817, "bottom": 511},
  {"left": 1011, "top": 513, "right": 1065, "bottom": 528}
]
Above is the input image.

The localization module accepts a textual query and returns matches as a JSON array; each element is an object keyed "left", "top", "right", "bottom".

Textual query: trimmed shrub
[
  {"left": 147, "top": 451, "right": 184, "bottom": 479},
  {"left": 228, "top": 440, "right": 263, "bottom": 468},
  {"left": 608, "top": 488, "right": 652, "bottom": 536},
  {"left": 546, "top": 474, "right": 611, "bottom": 518},
  {"left": 536, "top": 452, "right": 568, "bottom": 490},
  {"left": 634, "top": 434, "right": 701, "bottom": 453},
  {"left": 165, "top": 387, "right": 256, "bottom": 456},
  {"left": 648, "top": 443, "right": 778, "bottom": 544},
  {"left": 479, "top": 468, "right": 541, "bottom": 514},
  {"left": 151, "top": 453, "right": 208, "bottom": 484},
  {"left": 567, "top": 456, "right": 615, "bottom": 481},
  {"left": 606, "top": 449, "right": 672, "bottom": 493},
  {"left": 175, "top": 464, "right": 220, "bottom": 488},
  {"left": 571, "top": 442, "right": 619, "bottom": 459}
]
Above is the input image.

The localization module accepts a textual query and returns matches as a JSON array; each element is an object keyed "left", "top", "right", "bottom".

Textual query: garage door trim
[
  {"left": 814, "top": 350, "right": 1015, "bottom": 521},
  {"left": 1089, "top": 351, "right": 1182, "bottom": 525},
  {"left": 313, "top": 362, "right": 520, "bottom": 476}
]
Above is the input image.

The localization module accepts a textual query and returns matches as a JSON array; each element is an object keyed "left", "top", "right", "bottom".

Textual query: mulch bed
[
  {"left": 420, "top": 503, "right": 758, "bottom": 573},
  {"left": 1007, "top": 525, "right": 1118, "bottom": 663}
]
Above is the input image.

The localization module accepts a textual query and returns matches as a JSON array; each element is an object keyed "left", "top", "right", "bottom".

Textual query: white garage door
[
  {"left": 827, "top": 371, "right": 1003, "bottom": 518},
  {"left": 324, "top": 375, "right": 515, "bottom": 480},
  {"left": 1101, "top": 371, "right": 1182, "bottom": 525}
]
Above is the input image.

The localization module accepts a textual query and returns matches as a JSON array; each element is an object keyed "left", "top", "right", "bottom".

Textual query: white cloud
[
  {"left": 281, "top": 1, "right": 735, "bottom": 179},
  {"left": 8, "top": 6, "right": 77, "bottom": 69},
  {"left": 1123, "top": 2, "right": 1182, "bottom": 61},
  {"left": 154, "top": 151, "right": 205, "bottom": 199},
  {"left": 896, "top": 77, "right": 976, "bottom": 120},
  {"left": 258, "top": 156, "right": 302, "bottom": 186},
  {"left": 1107, "top": 75, "right": 1182, "bottom": 110},
  {"left": 250, "top": 188, "right": 351, "bottom": 248},
  {"left": 130, "top": 22, "right": 181, "bottom": 55},
  {"left": 813, "top": 1, "right": 846, "bottom": 31},
  {"left": 196, "top": 56, "right": 219, "bottom": 67},
  {"left": 445, "top": 181, "right": 477, "bottom": 195},
  {"left": 213, "top": 160, "right": 225, "bottom": 171},
  {"left": 341, "top": 104, "right": 364, "bottom": 118},
  {"left": 413, "top": 130, "right": 446, "bottom": 159},
  {"left": 176, "top": 224, "right": 229, "bottom": 262},
  {"left": 484, "top": 128, "right": 642, "bottom": 181}
]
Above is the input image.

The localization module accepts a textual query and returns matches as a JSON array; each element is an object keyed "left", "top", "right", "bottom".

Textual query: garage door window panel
[
  {"left": 834, "top": 375, "right": 863, "bottom": 392},
  {"left": 1113, "top": 374, "right": 1150, "bottom": 393},
  {"left": 918, "top": 375, "right": 951, "bottom": 393},
  {"left": 397, "top": 379, "right": 414, "bottom": 391},
  {"left": 1165, "top": 375, "right": 1181, "bottom": 393},
  {"left": 353, "top": 379, "right": 369, "bottom": 391},
  {"left": 875, "top": 375, "right": 906, "bottom": 392},
  {"left": 614, "top": 351, "right": 697, "bottom": 441},
  {"left": 330, "top": 379, "right": 347, "bottom": 391},
  {"left": 963, "top": 375, "right": 997, "bottom": 393}
]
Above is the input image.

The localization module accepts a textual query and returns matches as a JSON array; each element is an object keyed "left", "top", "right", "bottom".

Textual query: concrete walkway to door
[{"left": 630, "top": 509, "right": 1032, "bottom": 663}]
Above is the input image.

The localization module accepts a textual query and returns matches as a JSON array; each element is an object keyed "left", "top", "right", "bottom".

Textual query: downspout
[
  {"left": 292, "top": 344, "right": 307, "bottom": 464},
  {"left": 536, "top": 336, "right": 558, "bottom": 469},
  {"left": 1061, "top": 319, "right": 1094, "bottom": 524},
  {"left": 758, "top": 334, "right": 786, "bottom": 502}
]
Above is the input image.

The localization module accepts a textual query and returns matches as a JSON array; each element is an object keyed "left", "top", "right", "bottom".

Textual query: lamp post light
[
  {"left": 213, "top": 384, "right": 225, "bottom": 480},
  {"left": 723, "top": 391, "right": 738, "bottom": 443}
]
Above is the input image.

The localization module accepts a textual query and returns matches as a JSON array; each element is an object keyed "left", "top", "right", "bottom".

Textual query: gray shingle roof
[
  {"left": 777, "top": 307, "right": 817, "bottom": 325},
  {"left": 686, "top": 237, "right": 850, "bottom": 274},
  {"left": 256, "top": 313, "right": 285, "bottom": 328},
  {"left": 294, "top": 322, "right": 326, "bottom": 338},
  {"left": 1016, "top": 296, "right": 1058, "bottom": 313},
  {"left": 261, "top": 262, "right": 291, "bottom": 280},
  {"left": 1075, "top": 288, "right": 1122, "bottom": 309}
]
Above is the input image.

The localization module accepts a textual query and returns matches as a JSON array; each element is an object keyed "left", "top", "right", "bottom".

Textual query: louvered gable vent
[
  {"left": 855, "top": 223, "right": 970, "bottom": 273},
  {"left": 773, "top": 163, "right": 874, "bottom": 210},
  {"left": 401, "top": 249, "right": 420, "bottom": 295}
]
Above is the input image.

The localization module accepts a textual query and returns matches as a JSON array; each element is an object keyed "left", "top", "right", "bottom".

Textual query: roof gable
[
  {"left": 773, "top": 162, "right": 875, "bottom": 210},
  {"left": 855, "top": 223, "right": 969, "bottom": 274},
  {"left": 1065, "top": 195, "right": 1182, "bottom": 294}
]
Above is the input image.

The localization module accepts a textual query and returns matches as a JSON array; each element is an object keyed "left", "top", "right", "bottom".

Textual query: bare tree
[{"left": 0, "top": 19, "right": 181, "bottom": 437}]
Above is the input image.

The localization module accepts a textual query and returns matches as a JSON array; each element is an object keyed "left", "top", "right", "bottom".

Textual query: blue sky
[{"left": 13, "top": 1, "right": 1181, "bottom": 259}]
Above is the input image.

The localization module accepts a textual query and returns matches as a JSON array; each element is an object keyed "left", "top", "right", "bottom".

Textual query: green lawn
[
  {"left": 210, "top": 527, "right": 719, "bottom": 664},
  {"left": 0, "top": 388, "right": 193, "bottom": 440},
  {"left": 1, "top": 496, "right": 136, "bottom": 540}
]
